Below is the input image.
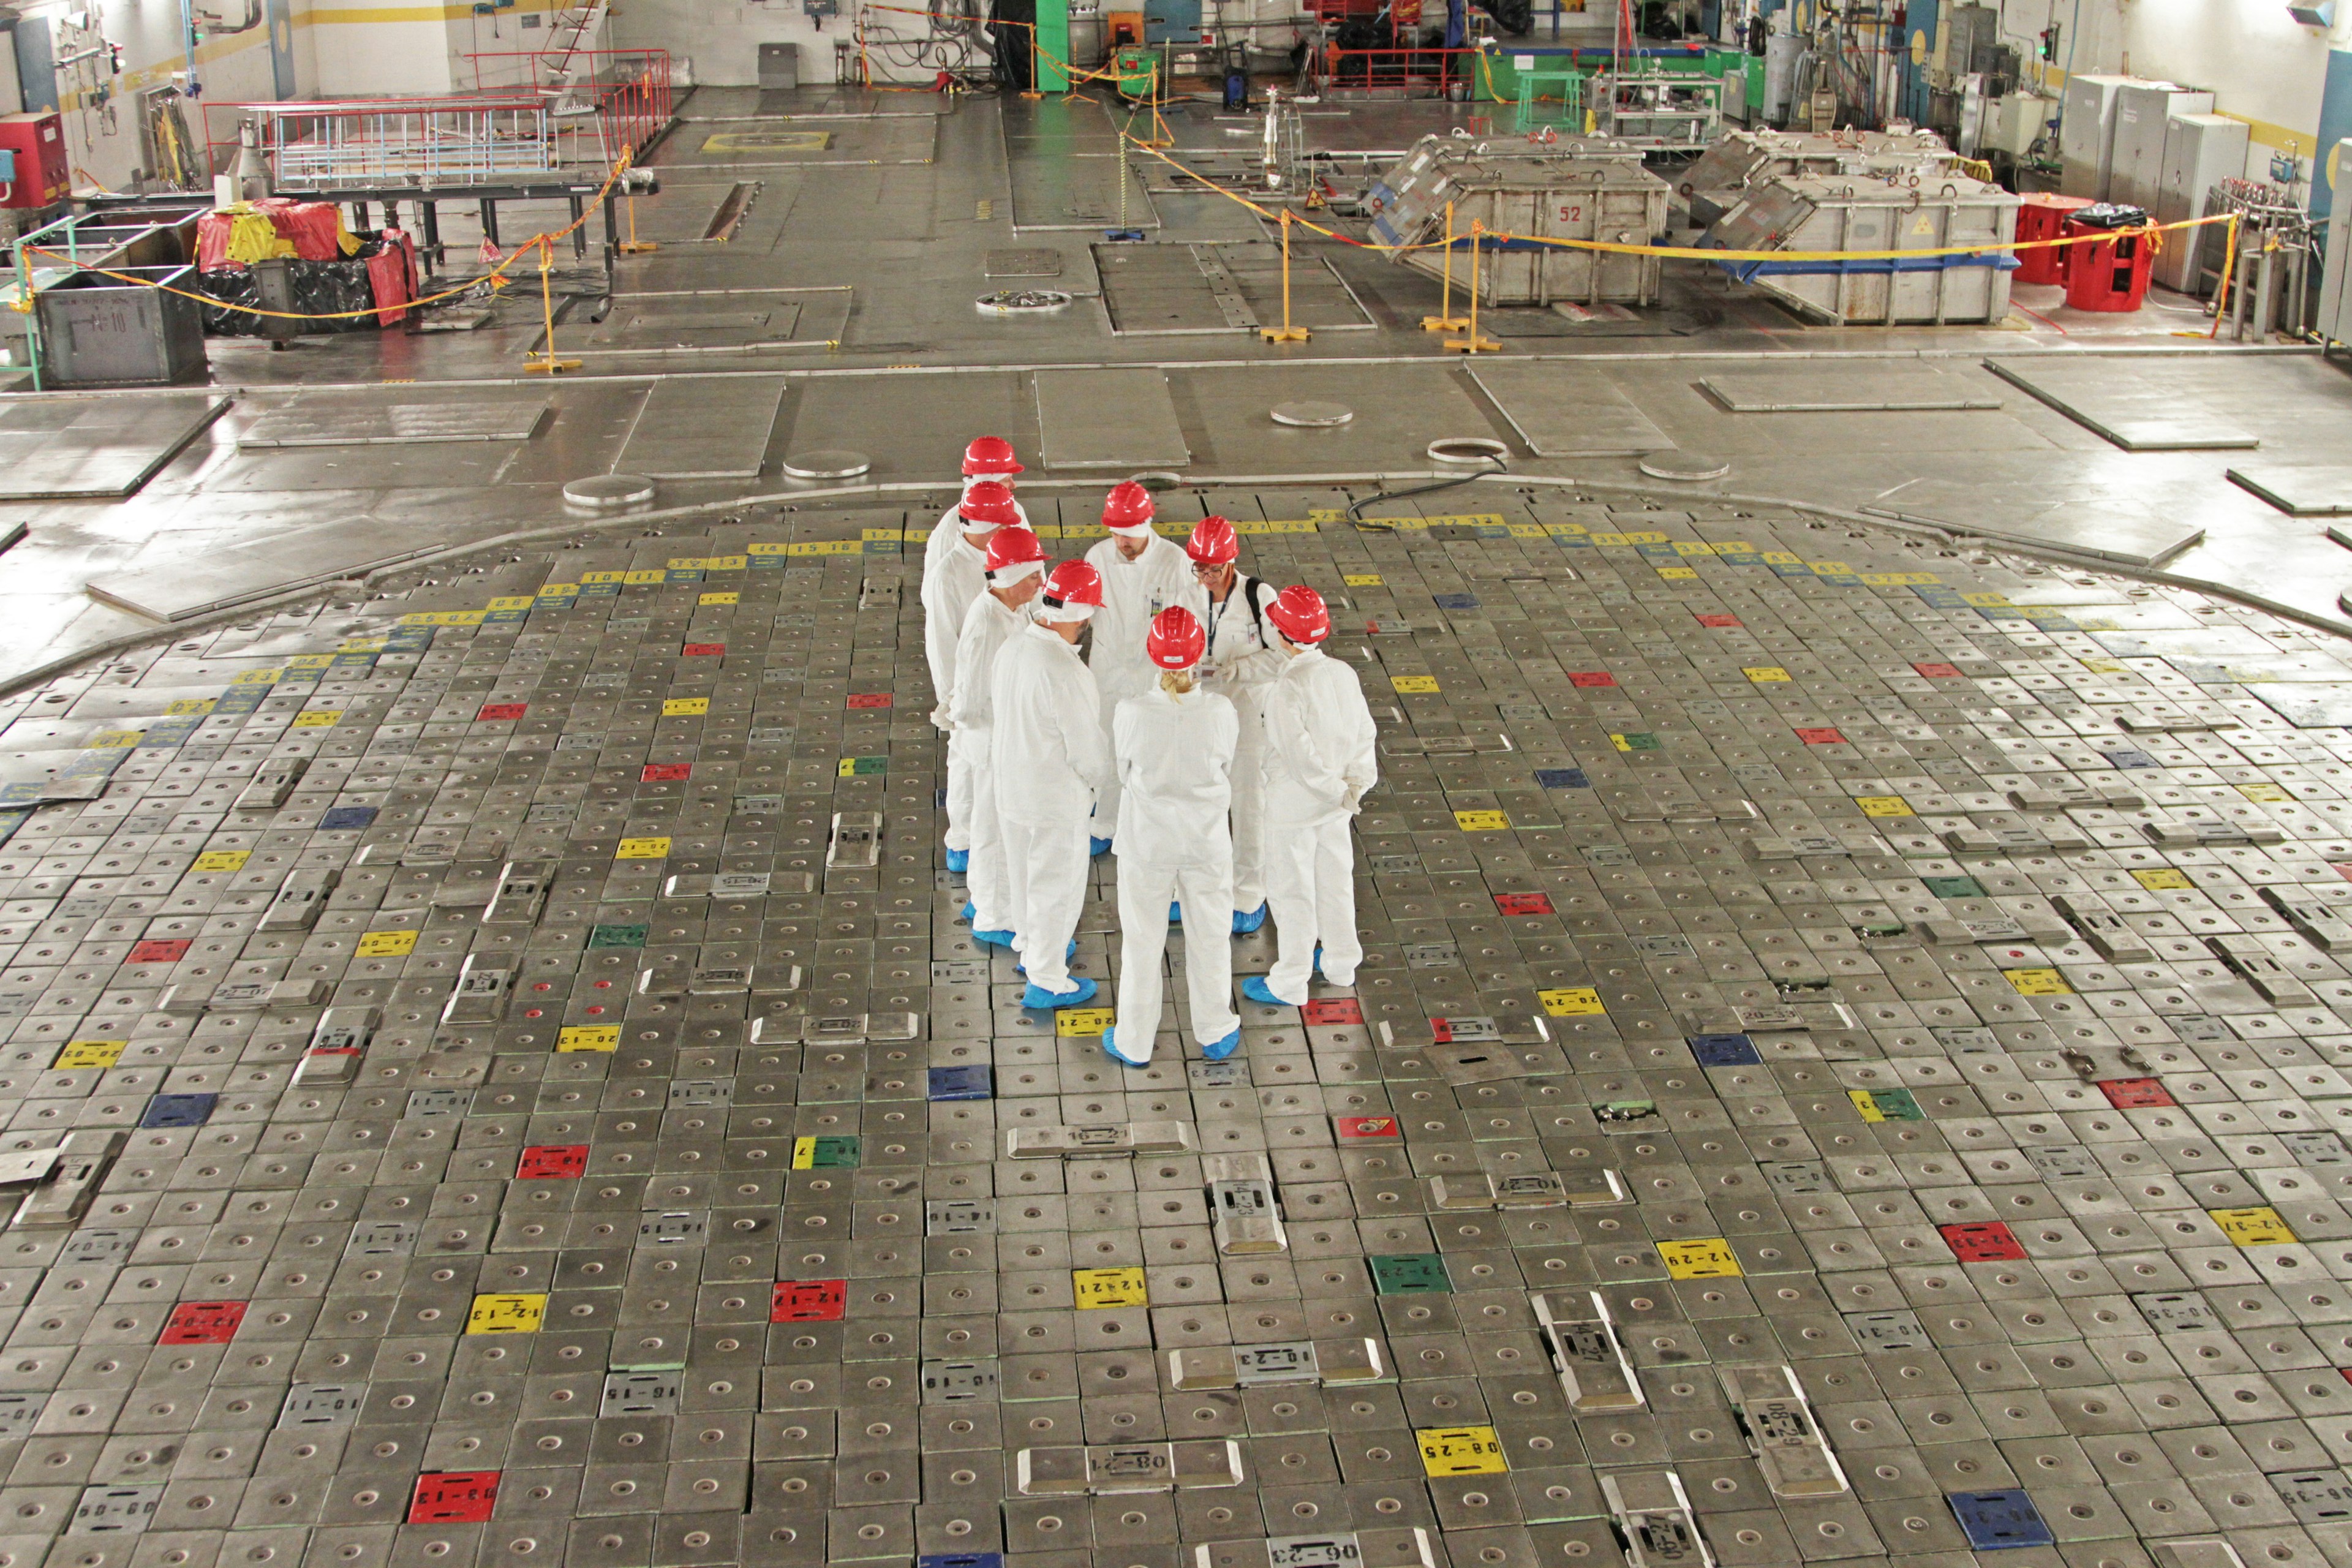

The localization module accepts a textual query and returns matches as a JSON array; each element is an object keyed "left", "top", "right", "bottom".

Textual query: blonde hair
[{"left": 1159, "top": 669, "right": 1195, "bottom": 695}]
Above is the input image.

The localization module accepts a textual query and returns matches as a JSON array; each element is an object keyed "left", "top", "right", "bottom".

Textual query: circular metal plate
[
  {"left": 1271, "top": 401, "right": 1355, "bottom": 428},
  {"left": 976, "top": 290, "right": 1073, "bottom": 315},
  {"left": 1129, "top": 471, "right": 1184, "bottom": 492},
  {"left": 1428, "top": 437, "right": 1508, "bottom": 466},
  {"left": 1638, "top": 451, "right": 1732, "bottom": 482},
  {"left": 562, "top": 473, "right": 657, "bottom": 510},
  {"left": 781, "top": 450, "right": 874, "bottom": 481}
]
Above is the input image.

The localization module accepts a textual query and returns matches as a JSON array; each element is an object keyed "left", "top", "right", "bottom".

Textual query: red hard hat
[
  {"left": 1264, "top": 584, "right": 1330, "bottom": 645},
  {"left": 1145, "top": 606, "right": 1206, "bottom": 670},
  {"left": 1101, "top": 481, "right": 1155, "bottom": 531},
  {"left": 962, "top": 436, "right": 1023, "bottom": 478},
  {"left": 1185, "top": 516, "right": 1238, "bottom": 565},
  {"left": 960, "top": 481, "right": 1019, "bottom": 529},
  {"left": 1041, "top": 560, "right": 1106, "bottom": 608},
  {"left": 985, "top": 525, "right": 1046, "bottom": 575}
]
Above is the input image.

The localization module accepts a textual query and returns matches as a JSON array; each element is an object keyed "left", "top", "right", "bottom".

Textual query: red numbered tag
[
  {"left": 1695, "top": 614, "right": 1741, "bottom": 628},
  {"left": 2098, "top": 1078, "right": 2174, "bottom": 1109},
  {"left": 1494, "top": 893, "right": 1553, "bottom": 916},
  {"left": 160, "top": 1300, "right": 247, "bottom": 1344},
  {"left": 639, "top": 763, "right": 691, "bottom": 782},
  {"left": 1795, "top": 728, "right": 1847, "bottom": 746},
  {"left": 1567, "top": 671, "right": 1616, "bottom": 688},
  {"left": 517, "top": 1145, "right": 589, "bottom": 1180},
  {"left": 1335, "top": 1115, "right": 1401, "bottom": 1141},
  {"left": 1301, "top": 999, "right": 1362, "bottom": 1027},
  {"left": 1912, "top": 662, "right": 1963, "bottom": 679},
  {"left": 846, "top": 693, "right": 893, "bottom": 709},
  {"left": 127, "top": 940, "right": 190, "bottom": 963},
  {"left": 409, "top": 1472, "right": 500, "bottom": 1524},
  {"left": 770, "top": 1280, "right": 848, "bottom": 1322},
  {"left": 682, "top": 643, "right": 725, "bottom": 657},
  {"left": 1940, "top": 1221, "right": 2027, "bottom": 1262},
  {"left": 476, "top": 703, "right": 527, "bottom": 722}
]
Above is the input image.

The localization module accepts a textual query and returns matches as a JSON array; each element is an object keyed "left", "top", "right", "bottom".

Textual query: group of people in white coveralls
[{"left": 920, "top": 436, "right": 1380, "bottom": 1066}]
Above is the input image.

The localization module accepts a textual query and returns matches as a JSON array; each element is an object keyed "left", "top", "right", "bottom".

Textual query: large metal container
[
  {"left": 1366, "top": 134, "right": 1670, "bottom": 306},
  {"left": 2154, "top": 111, "right": 2247, "bottom": 294},
  {"left": 1706, "top": 172, "right": 2021, "bottom": 325},
  {"left": 36, "top": 263, "right": 208, "bottom": 386},
  {"left": 1678, "top": 127, "right": 1960, "bottom": 226},
  {"left": 2111, "top": 82, "right": 2212, "bottom": 210},
  {"left": 2059, "top": 73, "right": 2134, "bottom": 198}
]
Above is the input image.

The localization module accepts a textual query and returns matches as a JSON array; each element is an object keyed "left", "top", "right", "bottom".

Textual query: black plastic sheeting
[{"left": 192, "top": 236, "right": 401, "bottom": 336}]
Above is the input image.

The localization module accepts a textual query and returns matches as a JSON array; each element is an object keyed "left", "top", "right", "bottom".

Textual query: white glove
[{"left": 930, "top": 704, "right": 952, "bottom": 732}]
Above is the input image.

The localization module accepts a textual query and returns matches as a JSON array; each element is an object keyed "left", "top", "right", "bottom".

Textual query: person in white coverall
[
  {"left": 1240, "top": 586, "right": 1379, "bottom": 1009},
  {"left": 1102, "top": 606, "right": 1243, "bottom": 1069},
  {"left": 948, "top": 525, "right": 1046, "bottom": 949},
  {"left": 1082, "top": 480, "right": 1194, "bottom": 855},
  {"left": 924, "top": 480, "right": 1021, "bottom": 875},
  {"left": 1179, "top": 516, "right": 1283, "bottom": 936},
  {"left": 990, "top": 560, "right": 1111, "bottom": 1010},
  {"left": 922, "top": 434, "right": 1029, "bottom": 571}
]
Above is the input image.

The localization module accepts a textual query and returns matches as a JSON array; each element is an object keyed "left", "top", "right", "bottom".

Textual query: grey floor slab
[
  {"left": 236, "top": 395, "right": 549, "bottom": 447},
  {"left": 1700, "top": 366, "right": 2004, "bottom": 412},
  {"left": 614, "top": 375, "right": 790, "bottom": 480},
  {"left": 1466, "top": 361, "right": 1673, "bottom": 456},
  {"left": 2230, "top": 464, "right": 2352, "bottom": 515},
  {"left": 0, "top": 394, "right": 230, "bottom": 500},
  {"left": 1035, "top": 368, "right": 1189, "bottom": 469},
  {"left": 1985, "top": 357, "right": 2261, "bottom": 450}
]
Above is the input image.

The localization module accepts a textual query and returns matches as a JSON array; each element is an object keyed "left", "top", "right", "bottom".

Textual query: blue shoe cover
[
  {"left": 1231, "top": 903, "right": 1267, "bottom": 935},
  {"left": 1242, "top": 975, "right": 1298, "bottom": 1007},
  {"left": 1200, "top": 1028, "right": 1240, "bottom": 1061},
  {"left": 1103, "top": 1023, "right": 1150, "bottom": 1067},
  {"left": 1015, "top": 940, "right": 1077, "bottom": 976},
  {"left": 973, "top": 928, "right": 1014, "bottom": 948},
  {"left": 945, "top": 848, "right": 970, "bottom": 873},
  {"left": 1090, "top": 837, "right": 1112, "bottom": 857},
  {"left": 960, "top": 901, "right": 976, "bottom": 922},
  {"left": 1023, "top": 976, "right": 1098, "bottom": 1010}
]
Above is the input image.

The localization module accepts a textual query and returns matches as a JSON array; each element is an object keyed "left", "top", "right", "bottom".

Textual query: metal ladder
[{"left": 541, "top": 2, "right": 609, "bottom": 116}]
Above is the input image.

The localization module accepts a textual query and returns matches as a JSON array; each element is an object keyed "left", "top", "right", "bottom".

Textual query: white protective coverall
[
  {"left": 1112, "top": 684, "right": 1242, "bottom": 1056},
  {"left": 1183, "top": 573, "right": 1284, "bottom": 916},
  {"left": 990, "top": 621, "right": 1112, "bottom": 994},
  {"left": 1259, "top": 644, "right": 1379, "bottom": 1002},
  {"left": 922, "top": 494, "right": 1028, "bottom": 851},
  {"left": 945, "top": 591, "right": 1032, "bottom": 934},
  {"left": 1082, "top": 532, "right": 1193, "bottom": 844}
]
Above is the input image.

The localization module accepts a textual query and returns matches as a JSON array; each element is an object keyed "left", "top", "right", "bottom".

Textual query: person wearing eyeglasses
[{"left": 1181, "top": 516, "right": 1284, "bottom": 935}]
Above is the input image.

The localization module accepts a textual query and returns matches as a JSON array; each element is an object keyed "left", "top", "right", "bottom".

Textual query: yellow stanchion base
[
  {"left": 526, "top": 356, "right": 584, "bottom": 374},
  {"left": 1259, "top": 326, "right": 1310, "bottom": 343},
  {"left": 1420, "top": 314, "right": 1468, "bottom": 331},
  {"left": 1441, "top": 336, "right": 1500, "bottom": 353},
  {"left": 618, "top": 241, "right": 659, "bottom": 255}
]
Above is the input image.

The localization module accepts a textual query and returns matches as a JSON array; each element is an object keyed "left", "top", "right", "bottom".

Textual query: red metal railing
[
  {"left": 1317, "top": 45, "right": 1476, "bottom": 94},
  {"left": 464, "top": 48, "right": 673, "bottom": 164}
]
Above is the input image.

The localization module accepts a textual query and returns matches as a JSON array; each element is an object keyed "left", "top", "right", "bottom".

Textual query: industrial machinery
[
  {"left": 1366, "top": 131, "right": 1670, "bottom": 306},
  {"left": 1703, "top": 164, "right": 2021, "bottom": 325},
  {"left": 1589, "top": 69, "right": 1724, "bottom": 148}
]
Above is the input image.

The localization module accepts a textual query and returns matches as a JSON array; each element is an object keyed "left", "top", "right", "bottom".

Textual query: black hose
[{"left": 1346, "top": 454, "right": 1507, "bottom": 527}]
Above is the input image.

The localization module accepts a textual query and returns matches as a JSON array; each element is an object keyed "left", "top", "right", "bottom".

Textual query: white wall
[{"left": 609, "top": 0, "right": 979, "bottom": 86}]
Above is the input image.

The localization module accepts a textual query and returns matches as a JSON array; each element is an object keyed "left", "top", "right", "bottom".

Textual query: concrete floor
[{"left": 0, "top": 88, "right": 2342, "bottom": 1568}]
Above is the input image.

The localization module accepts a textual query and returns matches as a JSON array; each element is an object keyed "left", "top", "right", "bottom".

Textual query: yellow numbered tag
[
  {"left": 2003, "top": 968, "right": 2073, "bottom": 997},
  {"left": 356, "top": 930, "right": 419, "bottom": 957},
  {"left": 1853, "top": 796, "right": 1913, "bottom": 818},
  {"left": 1344, "top": 575, "right": 1384, "bottom": 586},
  {"left": 699, "top": 592, "right": 740, "bottom": 606},
  {"left": 1454, "top": 811, "right": 1510, "bottom": 832},
  {"left": 1417, "top": 1426, "right": 1507, "bottom": 1476},
  {"left": 230, "top": 669, "right": 281, "bottom": 685},
  {"left": 1959, "top": 592, "right": 2013, "bottom": 608},
  {"left": 2211, "top": 1206, "right": 2297, "bottom": 1246},
  {"left": 2238, "top": 782, "right": 2291, "bottom": 803},
  {"left": 193, "top": 850, "right": 249, "bottom": 872},
  {"left": 85, "top": 732, "right": 140, "bottom": 749},
  {"left": 466, "top": 1293, "right": 547, "bottom": 1333},
  {"left": 1391, "top": 676, "right": 1440, "bottom": 694},
  {"left": 1072, "top": 1267, "right": 1148, "bottom": 1308},
  {"left": 291, "top": 711, "right": 341, "bottom": 729},
  {"left": 1658, "top": 1237, "right": 1743, "bottom": 1279},
  {"left": 2133, "top": 867, "right": 2193, "bottom": 891},
  {"left": 616, "top": 837, "right": 671, "bottom": 860},
  {"left": 53, "top": 1041, "right": 124, "bottom": 1070},
  {"left": 1057, "top": 1008, "right": 1115, "bottom": 1038},
  {"left": 558, "top": 1026, "right": 620, "bottom": 1054},
  {"left": 1538, "top": 987, "right": 1605, "bottom": 1017},
  {"left": 663, "top": 698, "right": 710, "bottom": 717},
  {"left": 1656, "top": 567, "right": 1699, "bottom": 581},
  {"left": 165, "top": 699, "right": 216, "bottom": 717},
  {"left": 1849, "top": 1089, "right": 1887, "bottom": 1124},
  {"left": 1743, "top": 667, "right": 1792, "bottom": 682}
]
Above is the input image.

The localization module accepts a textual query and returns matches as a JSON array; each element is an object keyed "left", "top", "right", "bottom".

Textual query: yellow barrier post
[
  {"left": 619, "top": 189, "right": 656, "bottom": 255},
  {"left": 2207, "top": 212, "right": 2242, "bottom": 341},
  {"left": 1421, "top": 199, "right": 1467, "bottom": 332},
  {"left": 525, "top": 239, "right": 582, "bottom": 375},
  {"left": 1444, "top": 220, "right": 1501, "bottom": 353},
  {"left": 1261, "top": 210, "right": 1311, "bottom": 343}
]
